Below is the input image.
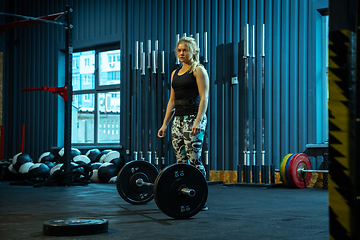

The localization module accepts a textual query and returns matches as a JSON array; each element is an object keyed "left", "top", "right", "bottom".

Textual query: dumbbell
[{"left": 116, "top": 160, "right": 208, "bottom": 219}]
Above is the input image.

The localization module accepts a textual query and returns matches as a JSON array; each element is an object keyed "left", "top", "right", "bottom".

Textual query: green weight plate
[
  {"left": 280, "top": 154, "right": 292, "bottom": 187},
  {"left": 288, "top": 153, "right": 312, "bottom": 188},
  {"left": 154, "top": 163, "right": 208, "bottom": 219},
  {"left": 43, "top": 218, "right": 108, "bottom": 236},
  {"left": 116, "top": 160, "right": 159, "bottom": 205}
]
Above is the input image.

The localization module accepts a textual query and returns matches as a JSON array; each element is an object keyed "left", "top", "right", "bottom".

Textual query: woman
[{"left": 157, "top": 36, "right": 209, "bottom": 179}]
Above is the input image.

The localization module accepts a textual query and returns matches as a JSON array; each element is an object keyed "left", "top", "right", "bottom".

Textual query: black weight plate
[
  {"left": 43, "top": 218, "right": 108, "bottom": 236},
  {"left": 116, "top": 160, "right": 159, "bottom": 205},
  {"left": 154, "top": 163, "right": 208, "bottom": 219}
]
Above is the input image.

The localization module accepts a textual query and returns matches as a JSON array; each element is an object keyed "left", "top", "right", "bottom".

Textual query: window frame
[{"left": 72, "top": 43, "right": 121, "bottom": 147}]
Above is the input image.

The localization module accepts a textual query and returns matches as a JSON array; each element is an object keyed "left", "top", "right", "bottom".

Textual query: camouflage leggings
[{"left": 171, "top": 115, "right": 207, "bottom": 177}]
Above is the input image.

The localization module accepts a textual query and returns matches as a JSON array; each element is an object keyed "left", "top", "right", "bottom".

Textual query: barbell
[
  {"left": 280, "top": 153, "right": 328, "bottom": 188},
  {"left": 135, "top": 178, "right": 197, "bottom": 197},
  {"left": 116, "top": 160, "right": 208, "bottom": 219}
]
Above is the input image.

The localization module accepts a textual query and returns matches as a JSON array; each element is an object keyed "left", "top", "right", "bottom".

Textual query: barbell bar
[
  {"left": 298, "top": 169, "right": 329, "bottom": 173},
  {"left": 135, "top": 178, "right": 196, "bottom": 197},
  {"left": 116, "top": 160, "right": 207, "bottom": 219}
]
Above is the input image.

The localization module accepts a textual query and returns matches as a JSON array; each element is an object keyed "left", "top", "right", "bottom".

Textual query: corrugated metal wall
[{"left": 2, "top": 0, "right": 328, "bottom": 171}]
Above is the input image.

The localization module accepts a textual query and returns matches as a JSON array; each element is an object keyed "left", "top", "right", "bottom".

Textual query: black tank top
[{"left": 172, "top": 67, "right": 200, "bottom": 116}]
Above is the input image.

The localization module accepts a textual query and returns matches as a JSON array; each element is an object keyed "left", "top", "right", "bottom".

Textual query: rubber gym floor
[{"left": 0, "top": 181, "right": 329, "bottom": 240}]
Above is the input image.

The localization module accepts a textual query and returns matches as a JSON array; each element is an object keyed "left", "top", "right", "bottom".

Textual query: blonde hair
[{"left": 175, "top": 36, "right": 202, "bottom": 73}]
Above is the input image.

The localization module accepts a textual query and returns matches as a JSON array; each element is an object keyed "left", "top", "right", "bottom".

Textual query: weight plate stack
[
  {"left": 280, "top": 153, "right": 293, "bottom": 187},
  {"left": 116, "top": 160, "right": 159, "bottom": 204},
  {"left": 43, "top": 218, "right": 108, "bottom": 236},
  {"left": 154, "top": 163, "right": 208, "bottom": 219}
]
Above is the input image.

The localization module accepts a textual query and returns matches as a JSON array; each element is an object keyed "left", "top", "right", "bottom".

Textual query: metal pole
[
  {"left": 148, "top": 40, "right": 151, "bottom": 69},
  {"left": 204, "top": 32, "right": 208, "bottom": 63},
  {"left": 141, "top": 52, "right": 145, "bottom": 76},
  {"left": 64, "top": 5, "right": 73, "bottom": 185},
  {"left": 161, "top": 157, "right": 165, "bottom": 169},
  {"left": 251, "top": 25, "right": 259, "bottom": 183},
  {"left": 202, "top": 31, "right": 209, "bottom": 181},
  {"left": 132, "top": 41, "right": 139, "bottom": 160},
  {"left": 260, "top": 24, "right": 268, "bottom": 184},
  {"left": 196, "top": 33, "right": 200, "bottom": 48},
  {"left": 155, "top": 40, "right": 158, "bottom": 69},
  {"left": 161, "top": 51, "right": 165, "bottom": 74},
  {"left": 176, "top": 34, "right": 180, "bottom": 65},
  {"left": 140, "top": 42, "right": 143, "bottom": 72},
  {"left": 135, "top": 41, "right": 139, "bottom": 70},
  {"left": 140, "top": 52, "right": 145, "bottom": 158},
  {"left": 160, "top": 51, "right": 166, "bottom": 169},
  {"left": 152, "top": 50, "right": 156, "bottom": 74},
  {"left": 150, "top": 44, "right": 157, "bottom": 164},
  {"left": 243, "top": 24, "right": 250, "bottom": 183},
  {"left": 148, "top": 151, "right": 152, "bottom": 164},
  {"left": 155, "top": 151, "right": 159, "bottom": 169}
]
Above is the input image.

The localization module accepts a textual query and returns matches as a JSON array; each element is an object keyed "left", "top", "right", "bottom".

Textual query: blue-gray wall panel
[
  {"left": 298, "top": 0, "right": 308, "bottom": 153},
  {"left": 289, "top": 0, "right": 299, "bottom": 153},
  {"left": 272, "top": 0, "right": 281, "bottom": 164},
  {"left": 280, "top": 0, "right": 290, "bottom": 156},
  {"left": 1, "top": 0, "right": 328, "bottom": 172}
]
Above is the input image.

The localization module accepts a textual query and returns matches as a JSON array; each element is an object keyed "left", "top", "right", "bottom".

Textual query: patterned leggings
[{"left": 171, "top": 115, "right": 207, "bottom": 177}]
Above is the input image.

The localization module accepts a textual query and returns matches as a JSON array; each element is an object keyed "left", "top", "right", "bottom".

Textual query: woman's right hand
[{"left": 157, "top": 125, "right": 167, "bottom": 138}]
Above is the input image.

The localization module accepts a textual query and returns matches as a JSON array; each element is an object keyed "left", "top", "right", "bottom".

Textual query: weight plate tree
[
  {"left": 154, "top": 163, "right": 208, "bottom": 219},
  {"left": 116, "top": 160, "right": 159, "bottom": 204}
]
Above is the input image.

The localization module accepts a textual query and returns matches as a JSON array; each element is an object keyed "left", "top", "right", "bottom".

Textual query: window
[
  {"left": 100, "top": 50, "right": 121, "bottom": 86},
  {"left": 72, "top": 46, "right": 121, "bottom": 145},
  {"left": 73, "top": 58, "right": 79, "bottom": 69}
]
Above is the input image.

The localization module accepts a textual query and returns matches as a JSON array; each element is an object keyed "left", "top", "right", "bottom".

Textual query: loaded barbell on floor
[
  {"left": 280, "top": 153, "right": 329, "bottom": 188},
  {"left": 116, "top": 160, "right": 208, "bottom": 219}
]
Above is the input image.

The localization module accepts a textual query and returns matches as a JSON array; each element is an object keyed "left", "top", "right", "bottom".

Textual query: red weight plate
[{"left": 288, "top": 153, "right": 312, "bottom": 188}]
